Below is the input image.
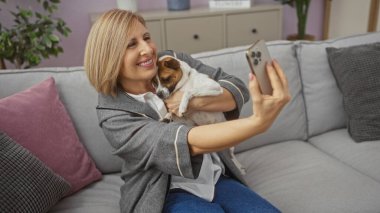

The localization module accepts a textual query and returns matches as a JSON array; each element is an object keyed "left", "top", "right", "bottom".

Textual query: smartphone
[{"left": 245, "top": 40, "right": 273, "bottom": 95}]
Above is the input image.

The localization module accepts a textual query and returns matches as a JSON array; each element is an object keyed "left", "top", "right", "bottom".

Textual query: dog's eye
[{"left": 162, "top": 77, "right": 171, "bottom": 82}]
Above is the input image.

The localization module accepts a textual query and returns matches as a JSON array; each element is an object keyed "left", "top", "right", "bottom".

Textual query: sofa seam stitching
[{"left": 294, "top": 42, "right": 311, "bottom": 142}]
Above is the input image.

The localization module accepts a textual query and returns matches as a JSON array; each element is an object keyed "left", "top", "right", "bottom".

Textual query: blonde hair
[{"left": 84, "top": 9, "right": 145, "bottom": 96}]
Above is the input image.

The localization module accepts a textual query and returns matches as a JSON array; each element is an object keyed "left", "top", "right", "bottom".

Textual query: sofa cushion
[
  {"left": 236, "top": 140, "right": 380, "bottom": 213},
  {"left": 297, "top": 31, "right": 380, "bottom": 137},
  {"left": 192, "top": 41, "right": 307, "bottom": 152},
  {"left": 326, "top": 42, "right": 380, "bottom": 142},
  {"left": 310, "top": 128, "right": 380, "bottom": 183},
  {"left": 49, "top": 174, "right": 123, "bottom": 213},
  {"left": 0, "top": 77, "right": 101, "bottom": 194},
  {"left": 0, "top": 67, "right": 123, "bottom": 173},
  {"left": 0, "top": 132, "right": 70, "bottom": 213}
]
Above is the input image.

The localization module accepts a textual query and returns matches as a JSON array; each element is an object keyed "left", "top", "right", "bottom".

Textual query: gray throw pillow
[
  {"left": 326, "top": 42, "right": 380, "bottom": 142},
  {"left": 0, "top": 132, "right": 71, "bottom": 213}
]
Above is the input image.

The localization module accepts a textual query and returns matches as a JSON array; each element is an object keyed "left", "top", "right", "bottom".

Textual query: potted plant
[
  {"left": 0, "top": 0, "right": 71, "bottom": 69},
  {"left": 276, "top": 0, "right": 314, "bottom": 40}
]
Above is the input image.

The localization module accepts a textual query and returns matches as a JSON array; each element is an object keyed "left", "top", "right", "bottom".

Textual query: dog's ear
[{"left": 164, "top": 58, "right": 180, "bottom": 70}]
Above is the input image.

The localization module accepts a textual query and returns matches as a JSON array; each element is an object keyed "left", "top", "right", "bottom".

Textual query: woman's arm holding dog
[
  {"left": 164, "top": 88, "right": 236, "bottom": 114},
  {"left": 188, "top": 61, "right": 291, "bottom": 155}
]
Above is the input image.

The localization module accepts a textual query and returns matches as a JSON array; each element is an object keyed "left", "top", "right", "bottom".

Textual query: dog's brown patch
[
  {"left": 157, "top": 57, "right": 183, "bottom": 93},
  {"left": 164, "top": 59, "right": 180, "bottom": 70}
]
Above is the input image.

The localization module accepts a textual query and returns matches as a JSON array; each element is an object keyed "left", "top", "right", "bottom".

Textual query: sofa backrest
[
  {"left": 0, "top": 67, "right": 123, "bottom": 174},
  {"left": 193, "top": 31, "right": 380, "bottom": 152},
  {"left": 297, "top": 31, "right": 380, "bottom": 137},
  {"left": 193, "top": 41, "right": 308, "bottom": 153}
]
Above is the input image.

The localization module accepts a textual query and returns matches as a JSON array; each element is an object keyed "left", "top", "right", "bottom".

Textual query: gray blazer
[{"left": 96, "top": 51, "right": 250, "bottom": 213}]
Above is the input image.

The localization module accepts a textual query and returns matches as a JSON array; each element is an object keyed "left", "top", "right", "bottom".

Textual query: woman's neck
[{"left": 121, "top": 80, "right": 155, "bottom": 95}]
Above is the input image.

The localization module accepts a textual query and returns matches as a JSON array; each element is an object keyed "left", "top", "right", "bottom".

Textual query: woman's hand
[
  {"left": 164, "top": 91, "right": 183, "bottom": 116},
  {"left": 248, "top": 59, "right": 291, "bottom": 132}
]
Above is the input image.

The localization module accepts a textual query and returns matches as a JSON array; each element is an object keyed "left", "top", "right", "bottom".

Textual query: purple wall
[{"left": 0, "top": 0, "right": 324, "bottom": 68}]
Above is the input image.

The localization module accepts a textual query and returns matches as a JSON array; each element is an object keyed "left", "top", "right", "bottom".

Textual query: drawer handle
[
  {"left": 251, "top": 28, "right": 257, "bottom": 34},
  {"left": 193, "top": 34, "right": 199, "bottom": 40}
]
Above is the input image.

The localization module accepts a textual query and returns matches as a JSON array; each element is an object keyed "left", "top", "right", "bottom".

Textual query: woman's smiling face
[{"left": 119, "top": 21, "right": 158, "bottom": 94}]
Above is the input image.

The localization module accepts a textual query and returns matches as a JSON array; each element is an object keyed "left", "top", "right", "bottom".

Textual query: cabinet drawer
[
  {"left": 227, "top": 10, "right": 281, "bottom": 47},
  {"left": 165, "top": 16, "right": 223, "bottom": 54},
  {"left": 145, "top": 20, "right": 163, "bottom": 51}
]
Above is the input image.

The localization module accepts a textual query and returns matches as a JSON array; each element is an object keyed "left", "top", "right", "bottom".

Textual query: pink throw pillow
[{"left": 0, "top": 77, "right": 101, "bottom": 194}]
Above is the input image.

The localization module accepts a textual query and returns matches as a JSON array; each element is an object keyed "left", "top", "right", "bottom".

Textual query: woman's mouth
[{"left": 138, "top": 59, "right": 154, "bottom": 68}]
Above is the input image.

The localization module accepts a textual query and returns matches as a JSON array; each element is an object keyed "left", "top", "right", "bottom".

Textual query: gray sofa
[{"left": 1, "top": 31, "right": 380, "bottom": 213}]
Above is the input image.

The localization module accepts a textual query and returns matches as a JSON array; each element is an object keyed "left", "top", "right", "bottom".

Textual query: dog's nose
[{"left": 156, "top": 88, "right": 170, "bottom": 99}]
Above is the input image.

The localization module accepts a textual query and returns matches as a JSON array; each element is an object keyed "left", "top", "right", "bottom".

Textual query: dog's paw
[
  {"left": 178, "top": 105, "right": 188, "bottom": 117},
  {"left": 163, "top": 112, "right": 173, "bottom": 121},
  {"left": 178, "top": 92, "right": 192, "bottom": 117},
  {"left": 178, "top": 108, "right": 186, "bottom": 118}
]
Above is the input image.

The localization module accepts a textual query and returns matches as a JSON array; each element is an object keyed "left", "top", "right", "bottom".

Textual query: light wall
[{"left": 0, "top": 0, "right": 325, "bottom": 68}]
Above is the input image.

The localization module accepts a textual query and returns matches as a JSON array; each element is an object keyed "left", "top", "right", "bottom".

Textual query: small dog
[{"left": 154, "top": 55, "right": 226, "bottom": 126}]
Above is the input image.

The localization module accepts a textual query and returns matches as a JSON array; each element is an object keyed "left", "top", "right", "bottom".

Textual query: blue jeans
[{"left": 163, "top": 176, "right": 281, "bottom": 213}]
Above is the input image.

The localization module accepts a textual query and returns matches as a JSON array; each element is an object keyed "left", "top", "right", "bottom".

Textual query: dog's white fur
[{"left": 156, "top": 55, "right": 226, "bottom": 126}]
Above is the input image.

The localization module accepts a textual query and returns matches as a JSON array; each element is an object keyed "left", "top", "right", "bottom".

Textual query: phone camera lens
[
  {"left": 257, "top": 51, "right": 261, "bottom": 57},
  {"left": 254, "top": 59, "right": 259, "bottom": 65},
  {"left": 251, "top": 51, "right": 256, "bottom": 58}
]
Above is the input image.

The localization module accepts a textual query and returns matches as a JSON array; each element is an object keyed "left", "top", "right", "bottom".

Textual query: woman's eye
[
  {"left": 143, "top": 33, "right": 151, "bottom": 41},
  {"left": 144, "top": 36, "right": 151, "bottom": 41},
  {"left": 127, "top": 44, "right": 136, "bottom": 48},
  {"left": 127, "top": 41, "right": 137, "bottom": 48}
]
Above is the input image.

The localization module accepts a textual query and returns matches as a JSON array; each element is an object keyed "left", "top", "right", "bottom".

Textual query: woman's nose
[{"left": 140, "top": 42, "right": 153, "bottom": 56}]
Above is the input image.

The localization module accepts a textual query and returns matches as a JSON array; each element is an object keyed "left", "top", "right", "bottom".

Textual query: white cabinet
[
  {"left": 226, "top": 10, "right": 281, "bottom": 47},
  {"left": 91, "top": 5, "right": 282, "bottom": 54},
  {"left": 144, "top": 5, "right": 282, "bottom": 53},
  {"left": 328, "top": 0, "right": 371, "bottom": 39},
  {"left": 323, "top": 0, "right": 380, "bottom": 39},
  {"left": 164, "top": 15, "right": 224, "bottom": 53}
]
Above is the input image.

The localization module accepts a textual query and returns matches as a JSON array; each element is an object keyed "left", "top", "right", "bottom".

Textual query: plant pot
[
  {"left": 0, "top": 58, "right": 6, "bottom": 70},
  {"left": 167, "top": 0, "right": 190, "bottom": 11},
  {"left": 286, "top": 34, "right": 316, "bottom": 41}
]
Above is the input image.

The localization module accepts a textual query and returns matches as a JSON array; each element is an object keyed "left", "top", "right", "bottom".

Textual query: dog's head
[{"left": 154, "top": 56, "right": 183, "bottom": 99}]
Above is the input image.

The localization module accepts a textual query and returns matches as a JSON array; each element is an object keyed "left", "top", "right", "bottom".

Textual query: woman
[{"left": 84, "top": 9, "right": 290, "bottom": 213}]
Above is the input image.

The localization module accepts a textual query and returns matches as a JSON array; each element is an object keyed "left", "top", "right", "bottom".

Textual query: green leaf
[
  {"left": 37, "top": 44, "right": 45, "bottom": 50},
  {"left": 48, "top": 34, "right": 59, "bottom": 42},
  {"left": 43, "top": 1, "right": 49, "bottom": 11},
  {"left": 50, "top": 4, "right": 58, "bottom": 11},
  {"left": 35, "top": 12, "right": 42, "bottom": 18},
  {"left": 43, "top": 36, "right": 52, "bottom": 48}
]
